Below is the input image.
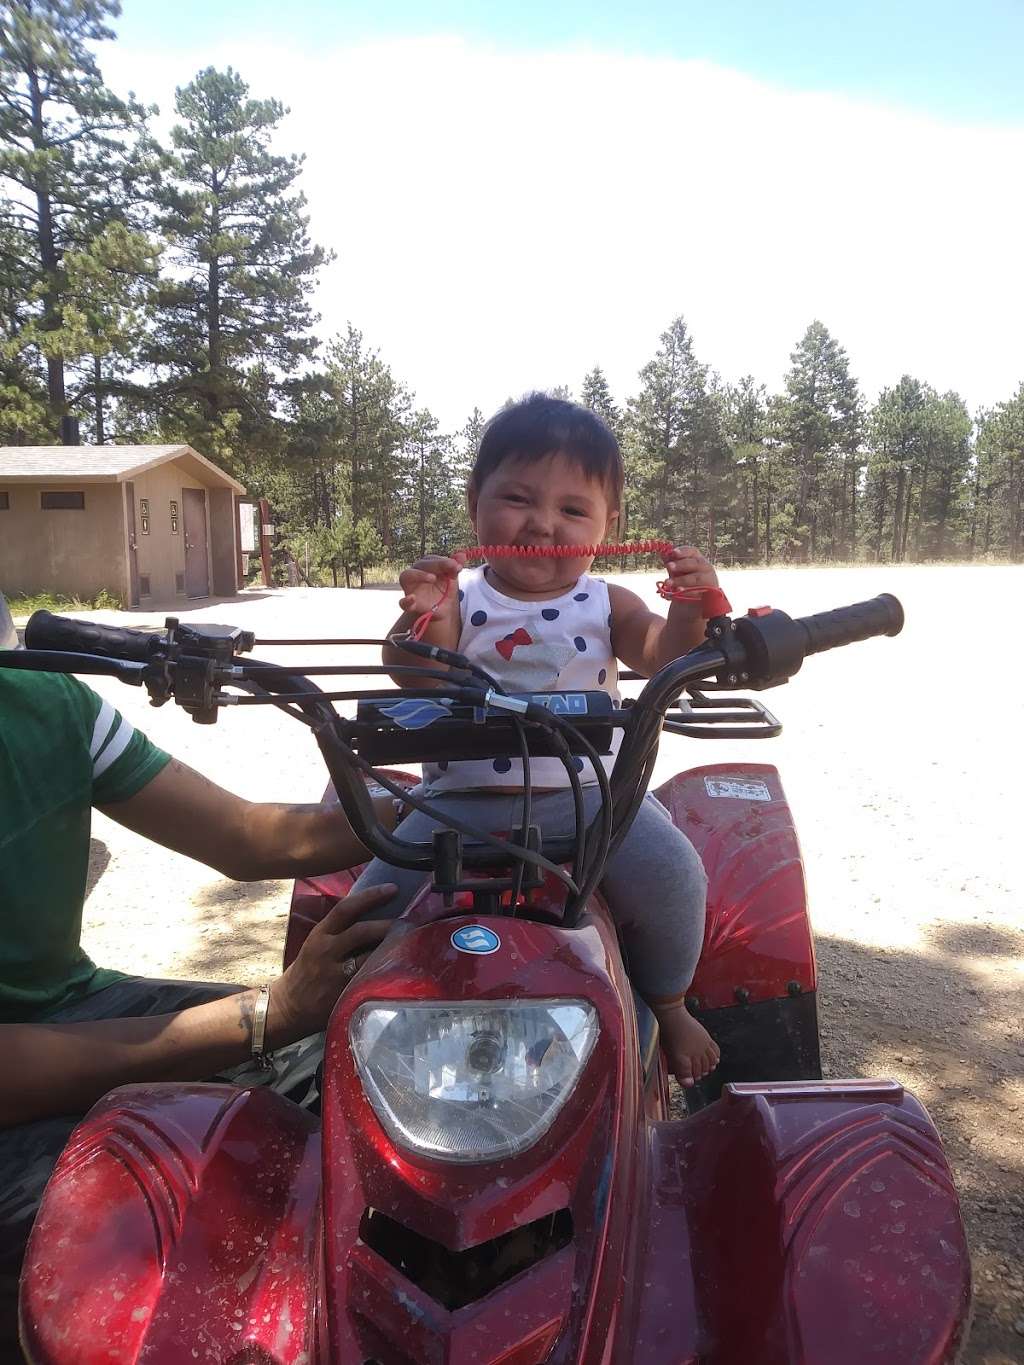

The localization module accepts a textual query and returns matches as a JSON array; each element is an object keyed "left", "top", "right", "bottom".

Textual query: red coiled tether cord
[{"left": 409, "top": 540, "right": 732, "bottom": 641}]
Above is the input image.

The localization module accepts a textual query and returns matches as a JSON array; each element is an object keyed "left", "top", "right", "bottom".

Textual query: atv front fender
[
  {"left": 633, "top": 1080, "right": 970, "bottom": 1365},
  {"left": 20, "top": 1084, "right": 320, "bottom": 1365}
]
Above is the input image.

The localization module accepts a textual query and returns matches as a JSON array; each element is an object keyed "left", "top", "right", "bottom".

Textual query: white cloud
[{"left": 104, "top": 36, "right": 1024, "bottom": 428}]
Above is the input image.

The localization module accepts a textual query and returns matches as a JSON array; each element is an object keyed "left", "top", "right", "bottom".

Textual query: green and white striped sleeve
[{"left": 82, "top": 683, "right": 172, "bottom": 805}]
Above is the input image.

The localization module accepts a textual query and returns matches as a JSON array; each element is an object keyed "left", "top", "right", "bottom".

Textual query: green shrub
[{"left": 5, "top": 589, "right": 124, "bottom": 617}]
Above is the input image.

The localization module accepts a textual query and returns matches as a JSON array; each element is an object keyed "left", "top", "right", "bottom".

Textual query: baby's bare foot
[{"left": 650, "top": 1000, "right": 720, "bottom": 1088}]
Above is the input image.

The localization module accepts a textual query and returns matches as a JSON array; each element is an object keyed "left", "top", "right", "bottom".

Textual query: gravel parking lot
[{"left": 18, "top": 563, "right": 1023, "bottom": 1363}]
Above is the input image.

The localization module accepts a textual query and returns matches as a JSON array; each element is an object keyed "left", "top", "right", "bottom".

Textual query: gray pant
[
  {"left": 0, "top": 976, "right": 324, "bottom": 1356},
  {"left": 353, "top": 789, "right": 708, "bottom": 1001}
]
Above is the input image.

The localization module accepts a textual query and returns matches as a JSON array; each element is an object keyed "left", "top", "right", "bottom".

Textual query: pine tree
[
  {"left": 146, "top": 66, "right": 329, "bottom": 468},
  {"left": 406, "top": 408, "right": 441, "bottom": 557},
  {"left": 626, "top": 316, "right": 723, "bottom": 548},
  {"left": 0, "top": 0, "right": 154, "bottom": 429},
  {"left": 321, "top": 325, "right": 407, "bottom": 548},
  {"left": 721, "top": 377, "right": 768, "bottom": 562},
  {"left": 580, "top": 365, "right": 620, "bottom": 433},
  {"left": 0, "top": 195, "right": 48, "bottom": 439},
  {"left": 910, "top": 391, "right": 971, "bottom": 559},
  {"left": 975, "top": 384, "right": 1024, "bottom": 560},
  {"left": 864, "top": 377, "right": 927, "bottom": 562},
  {"left": 461, "top": 405, "right": 486, "bottom": 464},
  {"left": 777, "top": 321, "right": 863, "bottom": 560},
  {"left": 61, "top": 221, "right": 159, "bottom": 441}
]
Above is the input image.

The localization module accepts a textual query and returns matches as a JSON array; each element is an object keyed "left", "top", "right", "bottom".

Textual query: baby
[{"left": 358, "top": 393, "right": 720, "bottom": 1087}]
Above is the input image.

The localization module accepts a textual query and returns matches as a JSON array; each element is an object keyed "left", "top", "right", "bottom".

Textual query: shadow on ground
[
  {"left": 815, "top": 921, "right": 1023, "bottom": 1364},
  {"left": 84, "top": 838, "right": 110, "bottom": 901},
  {"left": 169, "top": 877, "right": 289, "bottom": 983}
]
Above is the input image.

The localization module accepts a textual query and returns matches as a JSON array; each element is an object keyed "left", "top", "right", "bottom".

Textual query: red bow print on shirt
[{"left": 495, "top": 627, "right": 533, "bottom": 661}]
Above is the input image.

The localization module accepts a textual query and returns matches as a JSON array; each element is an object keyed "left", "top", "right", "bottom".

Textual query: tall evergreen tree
[
  {"left": 0, "top": 195, "right": 48, "bottom": 439},
  {"left": 914, "top": 391, "right": 972, "bottom": 559},
  {"left": 146, "top": 66, "right": 329, "bottom": 469},
  {"left": 721, "top": 377, "right": 768, "bottom": 562},
  {"left": 864, "top": 376, "right": 927, "bottom": 562},
  {"left": 0, "top": 0, "right": 154, "bottom": 429},
  {"left": 61, "top": 220, "right": 160, "bottom": 442},
  {"left": 975, "top": 384, "right": 1024, "bottom": 560},
  {"left": 402, "top": 408, "right": 472, "bottom": 555},
  {"left": 777, "top": 321, "right": 863, "bottom": 560},
  {"left": 580, "top": 365, "right": 620, "bottom": 433},
  {"left": 321, "top": 325, "right": 408, "bottom": 549},
  {"left": 461, "top": 405, "right": 486, "bottom": 463},
  {"left": 626, "top": 316, "right": 724, "bottom": 548}
]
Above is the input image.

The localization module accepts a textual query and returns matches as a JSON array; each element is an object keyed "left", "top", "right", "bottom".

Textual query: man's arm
[
  {"left": 0, "top": 884, "right": 395, "bottom": 1127},
  {"left": 98, "top": 758, "right": 398, "bottom": 881}
]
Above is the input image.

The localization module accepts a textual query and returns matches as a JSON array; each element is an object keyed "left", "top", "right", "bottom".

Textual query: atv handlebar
[
  {"left": 8, "top": 593, "right": 904, "bottom": 910},
  {"left": 798, "top": 593, "right": 904, "bottom": 657},
  {"left": 25, "top": 610, "right": 161, "bottom": 662}
]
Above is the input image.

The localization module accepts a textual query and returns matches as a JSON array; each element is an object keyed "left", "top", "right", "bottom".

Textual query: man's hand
[
  {"left": 0, "top": 886, "right": 401, "bottom": 1127},
  {"left": 398, "top": 554, "right": 465, "bottom": 623},
  {"left": 266, "top": 883, "right": 397, "bottom": 1044},
  {"left": 661, "top": 545, "right": 719, "bottom": 593}
]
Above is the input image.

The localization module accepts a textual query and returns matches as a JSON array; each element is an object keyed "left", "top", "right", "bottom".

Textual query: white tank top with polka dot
[{"left": 421, "top": 565, "right": 622, "bottom": 792}]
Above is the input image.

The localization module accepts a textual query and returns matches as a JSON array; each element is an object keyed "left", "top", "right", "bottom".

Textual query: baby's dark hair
[{"left": 471, "top": 392, "right": 624, "bottom": 505}]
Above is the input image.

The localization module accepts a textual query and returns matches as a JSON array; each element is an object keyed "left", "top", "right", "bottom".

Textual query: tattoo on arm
[{"left": 235, "top": 989, "right": 256, "bottom": 1037}]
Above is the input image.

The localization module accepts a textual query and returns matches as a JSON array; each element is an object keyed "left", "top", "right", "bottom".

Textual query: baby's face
[{"left": 469, "top": 452, "right": 618, "bottom": 596}]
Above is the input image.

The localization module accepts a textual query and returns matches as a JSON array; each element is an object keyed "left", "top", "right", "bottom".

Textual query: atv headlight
[{"left": 350, "top": 1000, "right": 598, "bottom": 1163}]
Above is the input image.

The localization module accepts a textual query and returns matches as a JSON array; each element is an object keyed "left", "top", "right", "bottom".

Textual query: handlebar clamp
[{"left": 732, "top": 610, "right": 807, "bottom": 689}]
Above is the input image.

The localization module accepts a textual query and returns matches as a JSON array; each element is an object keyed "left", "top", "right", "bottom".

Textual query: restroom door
[
  {"left": 182, "top": 487, "right": 210, "bottom": 597},
  {"left": 124, "top": 482, "right": 140, "bottom": 606}
]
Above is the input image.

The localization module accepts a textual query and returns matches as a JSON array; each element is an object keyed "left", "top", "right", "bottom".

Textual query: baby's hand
[
  {"left": 399, "top": 554, "right": 465, "bottom": 620},
  {"left": 662, "top": 545, "right": 719, "bottom": 591}
]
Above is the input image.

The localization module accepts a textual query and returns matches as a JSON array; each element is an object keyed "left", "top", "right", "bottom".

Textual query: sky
[{"left": 101, "top": 1, "right": 1024, "bottom": 430}]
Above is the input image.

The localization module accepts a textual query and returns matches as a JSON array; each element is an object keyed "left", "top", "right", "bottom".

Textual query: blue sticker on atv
[
  {"left": 378, "top": 698, "right": 452, "bottom": 730},
  {"left": 451, "top": 925, "right": 501, "bottom": 955}
]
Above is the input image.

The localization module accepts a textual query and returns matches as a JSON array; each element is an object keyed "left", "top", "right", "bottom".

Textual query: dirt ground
[{"left": 21, "top": 564, "right": 1023, "bottom": 1363}]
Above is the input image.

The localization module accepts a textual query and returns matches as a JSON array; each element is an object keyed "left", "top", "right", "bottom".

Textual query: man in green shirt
[{"left": 0, "top": 659, "right": 398, "bottom": 1351}]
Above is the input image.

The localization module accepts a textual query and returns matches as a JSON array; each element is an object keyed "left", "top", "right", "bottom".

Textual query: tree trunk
[
  {"left": 206, "top": 201, "right": 221, "bottom": 424},
  {"left": 850, "top": 463, "right": 859, "bottom": 560},
  {"left": 933, "top": 476, "right": 953, "bottom": 559},
  {"left": 891, "top": 466, "right": 907, "bottom": 562},
  {"left": 763, "top": 459, "right": 773, "bottom": 564},
  {"left": 419, "top": 442, "right": 427, "bottom": 557},
  {"left": 873, "top": 471, "right": 889, "bottom": 561},
  {"left": 350, "top": 377, "right": 361, "bottom": 522},
  {"left": 900, "top": 470, "right": 916, "bottom": 562},
  {"left": 28, "top": 62, "right": 66, "bottom": 422},
  {"left": 93, "top": 356, "right": 105, "bottom": 444},
  {"left": 968, "top": 456, "right": 981, "bottom": 555}
]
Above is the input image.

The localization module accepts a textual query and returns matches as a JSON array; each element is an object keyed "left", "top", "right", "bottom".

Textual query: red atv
[{"left": 13, "top": 595, "right": 970, "bottom": 1364}]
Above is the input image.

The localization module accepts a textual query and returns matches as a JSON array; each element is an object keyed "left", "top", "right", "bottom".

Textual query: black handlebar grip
[
  {"left": 24, "top": 610, "right": 161, "bottom": 662},
  {"left": 796, "top": 594, "right": 904, "bottom": 657}
]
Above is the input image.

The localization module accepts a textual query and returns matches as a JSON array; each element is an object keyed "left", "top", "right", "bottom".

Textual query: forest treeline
[{"left": 3, "top": 1, "right": 1023, "bottom": 581}]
